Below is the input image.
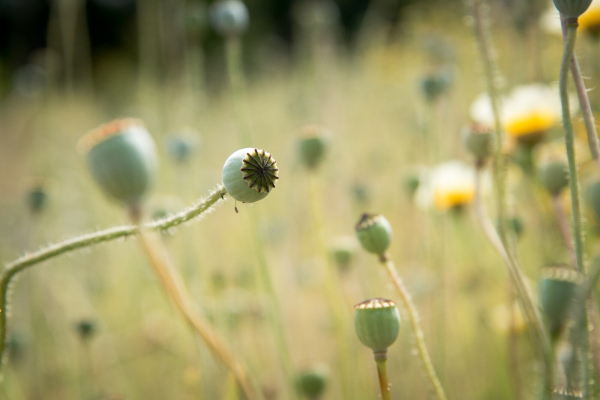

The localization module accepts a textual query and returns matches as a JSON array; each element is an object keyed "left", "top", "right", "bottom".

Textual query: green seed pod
[
  {"left": 75, "top": 319, "right": 97, "bottom": 341},
  {"left": 298, "top": 125, "right": 329, "bottom": 170},
  {"left": 421, "top": 69, "right": 452, "bottom": 103},
  {"left": 330, "top": 236, "right": 357, "bottom": 272},
  {"left": 295, "top": 365, "right": 329, "bottom": 399},
  {"left": 79, "top": 119, "right": 158, "bottom": 208},
  {"left": 354, "top": 298, "right": 401, "bottom": 352},
  {"left": 185, "top": 1, "right": 209, "bottom": 36},
  {"left": 539, "top": 161, "right": 569, "bottom": 196},
  {"left": 167, "top": 134, "right": 197, "bottom": 164},
  {"left": 588, "top": 180, "right": 600, "bottom": 224},
  {"left": 209, "top": 0, "right": 249, "bottom": 37},
  {"left": 404, "top": 173, "right": 420, "bottom": 197},
  {"left": 463, "top": 123, "right": 494, "bottom": 161},
  {"left": 539, "top": 265, "right": 583, "bottom": 336},
  {"left": 355, "top": 213, "right": 393, "bottom": 257},
  {"left": 222, "top": 148, "right": 279, "bottom": 203},
  {"left": 26, "top": 181, "right": 49, "bottom": 214},
  {"left": 553, "top": 0, "right": 592, "bottom": 18},
  {"left": 508, "top": 216, "right": 524, "bottom": 238}
]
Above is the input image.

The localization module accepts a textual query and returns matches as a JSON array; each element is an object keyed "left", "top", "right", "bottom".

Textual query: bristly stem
[
  {"left": 561, "top": 15, "right": 600, "bottom": 171},
  {"left": 0, "top": 185, "right": 228, "bottom": 366},
  {"left": 559, "top": 21, "right": 585, "bottom": 274},
  {"left": 374, "top": 351, "right": 392, "bottom": 400},
  {"left": 380, "top": 255, "right": 448, "bottom": 400},
  {"left": 137, "top": 230, "right": 262, "bottom": 400}
]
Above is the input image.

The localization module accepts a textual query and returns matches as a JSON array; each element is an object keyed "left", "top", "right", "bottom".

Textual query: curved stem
[
  {"left": 374, "top": 352, "right": 392, "bottom": 400},
  {"left": 473, "top": 167, "right": 552, "bottom": 394},
  {"left": 380, "top": 255, "right": 448, "bottom": 400},
  {"left": 0, "top": 185, "right": 227, "bottom": 366},
  {"left": 562, "top": 15, "right": 600, "bottom": 171},
  {"left": 560, "top": 22, "right": 585, "bottom": 274},
  {"left": 138, "top": 231, "right": 261, "bottom": 400}
]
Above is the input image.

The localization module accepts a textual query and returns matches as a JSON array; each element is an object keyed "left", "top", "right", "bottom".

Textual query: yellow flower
[
  {"left": 471, "top": 84, "right": 564, "bottom": 143},
  {"left": 416, "top": 161, "right": 477, "bottom": 212}
]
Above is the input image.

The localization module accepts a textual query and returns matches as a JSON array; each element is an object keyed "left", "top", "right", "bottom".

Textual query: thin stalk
[
  {"left": 225, "top": 36, "right": 252, "bottom": 146},
  {"left": 374, "top": 352, "right": 392, "bottom": 400},
  {"left": 559, "top": 22, "right": 585, "bottom": 274},
  {"left": 0, "top": 185, "right": 228, "bottom": 365},
  {"left": 380, "top": 255, "right": 448, "bottom": 400},
  {"left": 137, "top": 230, "right": 261, "bottom": 400},
  {"left": 551, "top": 194, "right": 578, "bottom": 268},
  {"left": 473, "top": 166, "right": 553, "bottom": 393}
]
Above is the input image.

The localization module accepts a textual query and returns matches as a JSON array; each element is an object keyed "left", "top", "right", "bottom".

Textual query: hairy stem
[
  {"left": 138, "top": 231, "right": 261, "bottom": 400},
  {"left": 0, "top": 185, "right": 228, "bottom": 366},
  {"left": 560, "top": 22, "right": 585, "bottom": 274},
  {"left": 374, "top": 352, "right": 392, "bottom": 400},
  {"left": 380, "top": 255, "right": 448, "bottom": 400}
]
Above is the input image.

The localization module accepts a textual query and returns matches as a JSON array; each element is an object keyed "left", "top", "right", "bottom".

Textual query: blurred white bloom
[
  {"left": 415, "top": 161, "right": 477, "bottom": 211},
  {"left": 470, "top": 84, "right": 566, "bottom": 141},
  {"left": 542, "top": 0, "right": 600, "bottom": 35}
]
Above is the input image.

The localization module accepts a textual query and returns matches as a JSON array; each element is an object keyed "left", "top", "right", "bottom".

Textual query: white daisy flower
[{"left": 415, "top": 161, "right": 477, "bottom": 212}]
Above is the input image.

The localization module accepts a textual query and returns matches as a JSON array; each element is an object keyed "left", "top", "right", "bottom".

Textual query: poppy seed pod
[
  {"left": 463, "top": 123, "right": 494, "bottom": 161},
  {"left": 421, "top": 69, "right": 452, "bottom": 103},
  {"left": 209, "top": 0, "right": 249, "bottom": 37},
  {"left": 553, "top": 0, "right": 592, "bottom": 18},
  {"left": 222, "top": 148, "right": 279, "bottom": 203},
  {"left": 79, "top": 119, "right": 158, "bottom": 207},
  {"left": 539, "top": 161, "right": 569, "bottom": 196},
  {"left": 539, "top": 265, "right": 583, "bottom": 336},
  {"left": 330, "top": 236, "right": 357, "bottom": 272},
  {"left": 298, "top": 125, "right": 329, "bottom": 170},
  {"left": 26, "top": 181, "right": 49, "bottom": 214},
  {"left": 295, "top": 365, "right": 329, "bottom": 399},
  {"left": 354, "top": 298, "right": 401, "bottom": 352},
  {"left": 355, "top": 213, "right": 393, "bottom": 257}
]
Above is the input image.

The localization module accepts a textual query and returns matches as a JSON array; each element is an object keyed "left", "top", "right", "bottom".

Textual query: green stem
[
  {"left": 381, "top": 255, "right": 448, "bottom": 400},
  {"left": 374, "top": 352, "right": 392, "bottom": 400},
  {"left": 0, "top": 185, "right": 228, "bottom": 366},
  {"left": 560, "top": 22, "right": 585, "bottom": 274},
  {"left": 225, "top": 36, "right": 252, "bottom": 146}
]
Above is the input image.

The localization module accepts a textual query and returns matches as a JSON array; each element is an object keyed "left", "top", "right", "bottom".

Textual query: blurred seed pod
[
  {"left": 298, "top": 125, "right": 329, "bottom": 170},
  {"left": 463, "top": 123, "right": 494, "bottom": 162},
  {"left": 209, "top": 0, "right": 249, "bottom": 37},
  {"left": 185, "top": 1, "right": 209, "bottom": 36},
  {"left": 329, "top": 236, "right": 357, "bottom": 272},
  {"left": 539, "top": 160, "right": 569, "bottom": 196},
  {"left": 553, "top": 0, "right": 592, "bottom": 18},
  {"left": 166, "top": 133, "right": 199, "bottom": 164},
  {"left": 25, "top": 179, "right": 50, "bottom": 214},
  {"left": 75, "top": 319, "right": 97, "bottom": 341},
  {"left": 404, "top": 173, "right": 421, "bottom": 197},
  {"left": 295, "top": 364, "right": 329, "bottom": 399},
  {"left": 420, "top": 69, "right": 452, "bottom": 103},
  {"left": 222, "top": 148, "right": 279, "bottom": 203},
  {"left": 507, "top": 216, "right": 525, "bottom": 238},
  {"left": 355, "top": 213, "right": 393, "bottom": 257},
  {"left": 539, "top": 265, "right": 583, "bottom": 337},
  {"left": 79, "top": 119, "right": 158, "bottom": 208},
  {"left": 354, "top": 298, "right": 401, "bottom": 352}
]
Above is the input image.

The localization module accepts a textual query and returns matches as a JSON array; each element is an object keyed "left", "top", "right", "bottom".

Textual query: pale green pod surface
[
  {"left": 463, "top": 123, "right": 494, "bottom": 161},
  {"left": 222, "top": 148, "right": 279, "bottom": 203},
  {"left": 355, "top": 213, "right": 393, "bottom": 256},
  {"left": 539, "top": 266, "right": 583, "bottom": 336},
  {"left": 26, "top": 183, "right": 48, "bottom": 214},
  {"left": 553, "top": 0, "right": 592, "bottom": 18},
  {"left": 209, "top": 0, "right": 249, "bottom": 37},
  {"left": 298, "top": 125, "right": 329, "bottom": 170},
  {"left": 295, "top": 365, "right": 329, "bottom": 398},
  {"left": 80, "top": 119, "right": 158, "bottom": 207},
  {"left": 354, "top": 298, "right": 401, "bottom": 352},
  {"left": 539, "top": 161, "right": 569, "bottom": 196}
]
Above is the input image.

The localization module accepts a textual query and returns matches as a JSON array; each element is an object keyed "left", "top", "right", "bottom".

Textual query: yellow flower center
[
  {"left": 504, "top": 111, "right": 557, "bottom": 138},
  {"left": 434, "top": 187, "right": 475, "bottom": 211},
  {"left": 580, "top": 7, "right": 600, "bottom": 32}
]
